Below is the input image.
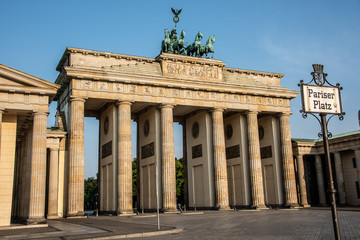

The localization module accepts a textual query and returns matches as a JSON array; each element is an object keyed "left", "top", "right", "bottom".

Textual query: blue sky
[{"left": 1, "top": 1, "right": 359, "bottom": 178}]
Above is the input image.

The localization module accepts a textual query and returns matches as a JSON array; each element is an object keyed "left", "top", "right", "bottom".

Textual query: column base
[
  {"left": 66, "top": 212, "right": 85, "bottom": 218},
  {"left": 26, "top": 217, "right": 47, "bottom": 225},
  {"left": 163, "top": 208, "right": 178, "bottom": 213},
  {"left": 116, "top": 210, "right": 135, "bottom": 216},
  {"left": 301, "top": 204, "right": 311, "bottom": 208},
  {"left": 284, "top": 203, "right": 300, "bottom": 209},
  {"left": 251, "top": 205, "right": 268, "bottom": 210},
  {"left": 47, "top": 214, "right": 60, "bottom": 219},
  {"left": 215, "top": 205, "right": 231, "bottom": 211}
]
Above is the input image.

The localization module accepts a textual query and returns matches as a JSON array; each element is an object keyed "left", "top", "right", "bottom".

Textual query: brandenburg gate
[
  {"left": 0, "top": 19, "right": 301, "bottom": 225},
  {"left": 54, "top": 45, "right": 298, "bottom": 215}
]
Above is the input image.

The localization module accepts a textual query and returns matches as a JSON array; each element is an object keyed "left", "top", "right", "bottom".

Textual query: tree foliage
[
  {"left": 84, "top": 175, "right": 98, "bottom": 210},
  {"left": 175, "top": 157, "right": 184, "bottom": 204},
  {"left": 131, "top": 157, "right": 185, "bottom": 204},
  {"left": 132, "top": 158, "right": 137, "bottom": 197}
]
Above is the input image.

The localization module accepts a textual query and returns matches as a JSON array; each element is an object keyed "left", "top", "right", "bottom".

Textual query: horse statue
[
  {"left": 199, "top": 35, "right": 215, "bottom": 58},
  {"left": 186, "top": 31, "right": 203, "bottom": 57},
  {"left": 161, "top": 29, "right": 171, "bottom": 53},
  {"left": 172, "top": 30, "right": 185, "bottom": 54}
]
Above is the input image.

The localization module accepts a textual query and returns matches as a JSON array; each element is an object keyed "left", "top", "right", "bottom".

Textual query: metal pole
[
  {"left": 320, "top": 113, "right": 341, "bottom": 240},
  {"left": 156, "top": 161, "right": 160, "bottom": 231}
]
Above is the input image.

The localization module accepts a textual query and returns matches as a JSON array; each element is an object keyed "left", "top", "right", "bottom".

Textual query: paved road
[
  {"left": 123, "top": 209, "right": 360, "bottom": 240},
  {"left": 1, "top": 209, "right": 360, "bottom": 239}
]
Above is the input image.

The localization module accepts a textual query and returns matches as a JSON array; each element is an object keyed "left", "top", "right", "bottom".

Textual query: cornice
[
  {"left": 56, "top": 47, "right": 155, "bottom": 71},
  {"left": 63, "top": 66, "right": 299, "bottom": 99},
  {"left": 223, "top": 67, "right": 284, "bottom": 79},
  {"left": 0, "top": 64, "right": 60, "bottom": 91},
  {"left": 155, "top": 53, "right": 226, "bottom": 67}
]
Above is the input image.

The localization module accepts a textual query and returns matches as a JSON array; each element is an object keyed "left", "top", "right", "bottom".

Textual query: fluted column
[
  {"left": 334, "top": 152, "right": 345, "bottom": 204},
  {"left": 161, "top": 104, "right": 177, "bottom": 211},
  {"left": 20, "top": 127, "right": 32, "bottom": 219},
  {"left": 117, "top": 101, "right": 133, "bottom": 214},
  {"left": 355, "top": 149, "right": 360, "bottom": 185},
  {"left": 212, "top": 108, "right": 230, "bottom": 209},
  {"left": 27, "top": 111, "right": 48, "bottom": 224},
  {"left": 67, "top": 97, "right": 85, "bottom": 217},
  {"left": 279, "top": 113, "right": 298, "bottom": 207},
  {"left": 0, "top": 109, "right": 3, "bottom": 157},
  {"left": 47, "top": 147, "right": 59, "bottom": 218},
  {"left": 315, "top": 155, "right": 326, "bottom": 205},
  {"left": 296, "top": 154, "right": 309, "bottom": 207},
  {"left": 247, "top": 111, "right": 266, "bottom": 208}
]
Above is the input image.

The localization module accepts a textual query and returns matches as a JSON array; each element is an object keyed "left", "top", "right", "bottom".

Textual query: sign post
[{"left": 299, "top": 64, "right": 345, "bottom": 240}]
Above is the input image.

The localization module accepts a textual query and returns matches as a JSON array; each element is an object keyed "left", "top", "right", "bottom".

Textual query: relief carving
[
  {"left": 82, "top": 80, "right": 92, "bottom": 90},
  {"left": 192, "top": 144, "right": 202, "bottom": 159},
  {"left": 98, "top": 82, "right": 108, "bottom": 91},
  {"left": 166, "top": 62, "right": 219, "bottom": 79},
  {"left": 172, "top": 89, "right": 179, "bottom": 96},
  {"left": 144, "top": 86, "right": 152, "bottom": 94},
  {"left": 141, "top": 142, "right": 154, "bottom": 159},
  {"left": 226, "top": 145, "right": 240, "bottom": 159},
  {"left": 114, "top": 83, "right": 123, "bottom": 92},
  {"left": 102, "top": 141, "right": 112, "bottom": 159},
  {"left": 159, "top": 88, "right": 166, "bottom": 96},
  {"left": 260, "top": 145, "right": 272, "bottom": 159},
  {"left": 129, "top": 85, "right": 137, "bottom": 93}
]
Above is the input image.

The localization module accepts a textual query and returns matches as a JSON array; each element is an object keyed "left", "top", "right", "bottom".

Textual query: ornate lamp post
[{"left": 299, "top": 64, "right": 345, "bottom": 240}]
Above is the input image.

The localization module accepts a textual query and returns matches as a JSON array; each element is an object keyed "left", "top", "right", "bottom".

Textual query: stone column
[
  {"left": 334, "top": 152, "right": 346, "bottom": 204},
  {"left": 355, "top": 149, "right": 360, "bottom": 185},
  {"left": 279, "top": 113, "right": 298, "bottom": 207},
  {"left": 212, "top": 108, "right": 230, "bottom": 209},
  {"left": 247, "top": 111, "right": 266, "bottom": 208},
  {"left": 117, "top": 101, "right": 133, "bottom": 214},
  {"left": 160, "top": 104, "right": 177, "bottom": 212},
  {"left": 315, "top": 155, "right": 326, "bottom": 205},
  {"left": 27, "top": 111, "right": 48, "bottom": 224},
  {"left": 296, "top": 154, "right": 309, "bottom": 207},
  {"left": 0, "top": 110, "right": 3, "bottom": 172},
  {"left": 47, "top": 147, "right": 59, "bottom": 219},
  {"left": 20, "top": 127, "right": 32, "bottom": 219},
  {"left": 0, "top": 109, "right": 3, "bottom": 156},
  {"left": 67, "top": 97, "right": 85, "bottom": 217}
]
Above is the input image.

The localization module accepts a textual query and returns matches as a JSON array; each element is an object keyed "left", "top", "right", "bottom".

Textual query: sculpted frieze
[
  {"left": 114, "top": 83, "right": 123, "bottom": 92},
  {"left": 75, "top": 80, "right": 289, "bottom": 110},
  {"left": 82, "top": 80, "right": 93, "bottom": 90},
  {"left": 143, "top": 86, "right": 152, "bottom": 95},
  {"left": 165, "top": 62, "right": 219, "bottom": 80},
  {"left": 97, "top": 82, "right": 108, "bottom": 91}
]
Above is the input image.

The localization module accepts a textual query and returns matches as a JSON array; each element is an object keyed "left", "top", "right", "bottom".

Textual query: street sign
[
  {"left": 301, "top": 84, "right": 342, "bottom": 114},
  {"left": 299, "top": 64, "right": 345, "bottom": 240}
]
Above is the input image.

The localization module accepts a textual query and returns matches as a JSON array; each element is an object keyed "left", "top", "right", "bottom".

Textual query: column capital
[
  {"left": 33, "top": 111, "right": 49, "bottom": 116},
  {"left": 211, "top": 107, "right": 225, "bottom": 113},
  {"left": 70, "top": 97, "right": 86, "bottom": 102},
  {"left": 0, "top": 108, "right": 4, "bottom": 114},
  {"left": 160, "top": 103, "right": 175, "bottom": 109},
  {"left": 278, "top": 112, "right": 292, "bottom": 117},
  {"left": 49, "top": 147, "right": 59, "bottom": 152},
  {"left": 116, "top": 100, "right": 133, "bottom": 106},
  {"left": 246, "top": 110, "right": 259, "bottom": 115}
]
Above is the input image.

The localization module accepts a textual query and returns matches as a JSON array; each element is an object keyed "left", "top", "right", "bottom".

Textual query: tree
[
  {"left": 131, "top": 157, "right": 184, "bottom": 204},
  {"left": 175, "top": 157, "right": 184, "bottom": 204},
  {"left": 84, "top": 175, "right": 98, "bottom": 210},
  {"left": 132, "top": 158, "right": 137, "bottom": 197}
]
